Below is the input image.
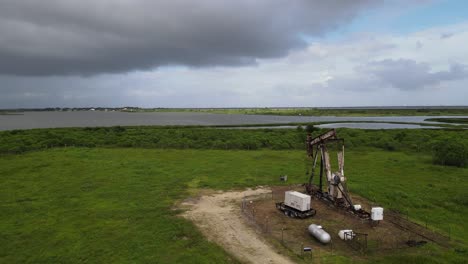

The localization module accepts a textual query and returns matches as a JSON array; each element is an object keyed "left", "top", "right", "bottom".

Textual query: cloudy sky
[{"left": 1, "top": 0, "right": 467, "bottom": 108}]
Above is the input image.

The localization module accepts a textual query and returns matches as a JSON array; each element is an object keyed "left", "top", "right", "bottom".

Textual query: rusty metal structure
[{"left": 305, "top": 129, "right": 370, "bottom": 219}]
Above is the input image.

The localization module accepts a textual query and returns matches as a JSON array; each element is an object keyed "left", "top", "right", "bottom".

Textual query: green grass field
[{"left": 1, "top": 148, "right": 467, "bottom": 263}]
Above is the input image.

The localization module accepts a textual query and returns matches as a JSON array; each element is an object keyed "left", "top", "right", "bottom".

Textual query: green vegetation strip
[
  {"left": 1, "top": 148, "right": 467, "bottom": 263},
  {"left": 1, "top": 126, "right": 468, "bottom": 155},
  {"left": 0, "top": 112, "right": 23, "bottom": 115}
]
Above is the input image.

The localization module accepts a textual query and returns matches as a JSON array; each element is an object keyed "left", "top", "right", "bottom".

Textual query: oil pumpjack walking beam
[{"left": 305, "top": 129, "right": 370, "bottom": 218}]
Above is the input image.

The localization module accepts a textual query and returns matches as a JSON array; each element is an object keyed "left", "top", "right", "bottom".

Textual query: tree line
[{"left": 1, "top": 126, "right": 467, "bottom": 167}]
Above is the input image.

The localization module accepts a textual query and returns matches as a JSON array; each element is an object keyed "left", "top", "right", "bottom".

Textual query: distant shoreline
[
  {"left": 2, "top": 106, "right": 468, "bottom": 117},
  {"left": 2, "top": 105, "right": 468, "bottom": 111}
]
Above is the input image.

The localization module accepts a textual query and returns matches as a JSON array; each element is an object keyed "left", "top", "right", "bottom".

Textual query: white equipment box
[
  {"left": 284, "top": 191, "right": 311, "bottom": 212},
  {"left": 371, "top": 207, "right": 384, "bottom": 221}
]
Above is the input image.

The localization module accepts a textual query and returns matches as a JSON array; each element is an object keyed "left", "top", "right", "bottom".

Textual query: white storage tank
[
  {"left": 338, "top": 230, "right": 355, "bottom": 240},
  {"left": 371, "top": 207, "right": 384, "bottom": 221},
  {"left": 284, "top": 191, "right": 311, "bottom": 212},
  {"left": 308, "top": 224, "right": 331, "bottom": 244}
]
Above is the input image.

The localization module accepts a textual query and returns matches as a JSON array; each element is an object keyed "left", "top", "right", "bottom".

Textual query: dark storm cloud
[
  {"left": 0, "top": 0, "right": 376, "bottom": 76},
  {"left": 366, "top": 59, "right": 468, "bottom": 90},
  {"left": 0, "top": 73, "right": 143, "bottom": 108}
]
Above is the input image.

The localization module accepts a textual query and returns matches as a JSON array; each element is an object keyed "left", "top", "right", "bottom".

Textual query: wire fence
[
  {"left": 241, "top": 192, "right": 274, "bottom": 234},
  {"left": 239, "top": 188, "right": 453, "bottom": 262}
]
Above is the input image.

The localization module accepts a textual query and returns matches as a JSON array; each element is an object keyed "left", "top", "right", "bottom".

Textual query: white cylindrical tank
[
  {"left": 308, "top": 224, "right": 331, "bottom": 244},
  {"left": 338, "top": 230, "right": 354, "bottom": 240}
]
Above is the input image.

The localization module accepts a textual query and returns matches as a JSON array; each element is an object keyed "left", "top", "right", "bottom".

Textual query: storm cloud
[
  {"left": 1, "top": 1, "right": 467, "bottom": 108},
  {"left": 0, "top": 0, "right": 377, "bottom": 76}
]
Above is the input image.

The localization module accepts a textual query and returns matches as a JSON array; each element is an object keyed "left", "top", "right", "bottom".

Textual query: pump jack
[{"left": 305, "top": 129, "right": 370, "bottom": 219}]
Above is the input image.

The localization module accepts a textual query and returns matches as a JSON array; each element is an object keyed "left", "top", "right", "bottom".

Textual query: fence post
[
  {"left": 266, "top": 217, "right": 269, "bottom": 234},
  {"left": 281, "top": 225, "right": 284, "bottom": 245}
]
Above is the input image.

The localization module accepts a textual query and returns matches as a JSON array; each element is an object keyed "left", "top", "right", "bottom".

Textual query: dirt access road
[{"left": 181, "top": 188, "right": 295, "bottom": 264}]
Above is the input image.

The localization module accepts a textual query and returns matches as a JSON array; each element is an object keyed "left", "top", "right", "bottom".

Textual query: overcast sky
[{"left": 1, "top": 0, "right": 467, "bottom": 108}]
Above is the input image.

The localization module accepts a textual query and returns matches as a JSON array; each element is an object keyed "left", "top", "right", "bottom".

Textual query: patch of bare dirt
[
  {"left": 254, "top": 185, "right": 449, "bottom": 258},
  {"left": 180, "top": 187, "right": 295, "bottom": 264},
  {"left": 180, "top": 186, "right": 450, "bottom": 263}
]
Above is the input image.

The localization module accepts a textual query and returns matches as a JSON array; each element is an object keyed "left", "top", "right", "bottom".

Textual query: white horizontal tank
[
  {"left": 338, "top": 230, "right": 355, "bottom": 240},
  {"left": 371, "top": 207, "right": 384, "bottom": 221},
  {"left": 308, "top": 224, "right": 331, "bottom": 244}
]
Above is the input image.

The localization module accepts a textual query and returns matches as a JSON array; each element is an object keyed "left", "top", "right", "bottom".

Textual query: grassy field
[{"left": 1, "top": 147, "right": 467, "bottom": 263}]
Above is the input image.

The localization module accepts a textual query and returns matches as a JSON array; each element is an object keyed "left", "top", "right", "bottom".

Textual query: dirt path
[{"left": 181, "top": 188, "right": 295, "bottom": 264}]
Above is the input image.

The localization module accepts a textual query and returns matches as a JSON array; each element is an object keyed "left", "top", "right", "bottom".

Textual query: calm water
[
  {"left": 222, "top": 123, "right": 442, "bottom": 130},
  {"left": 0, "top": 111, "right": 466, "bottom": 131},
  {"left": 316, "top": 123, "right": 442, "bottom": 130}
]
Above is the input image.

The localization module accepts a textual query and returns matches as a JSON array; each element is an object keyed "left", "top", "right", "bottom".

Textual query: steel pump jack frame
[{"left": 305, "top": 129, "right": 370, "bottom": 219}]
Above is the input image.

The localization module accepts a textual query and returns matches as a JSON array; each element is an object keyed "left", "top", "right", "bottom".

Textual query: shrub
[
  {"left": 432, "top": 140, "right": 468, "bottom": 167},
  {"left": 305, "top": 124, "right": 318, "bottom": 133}
]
